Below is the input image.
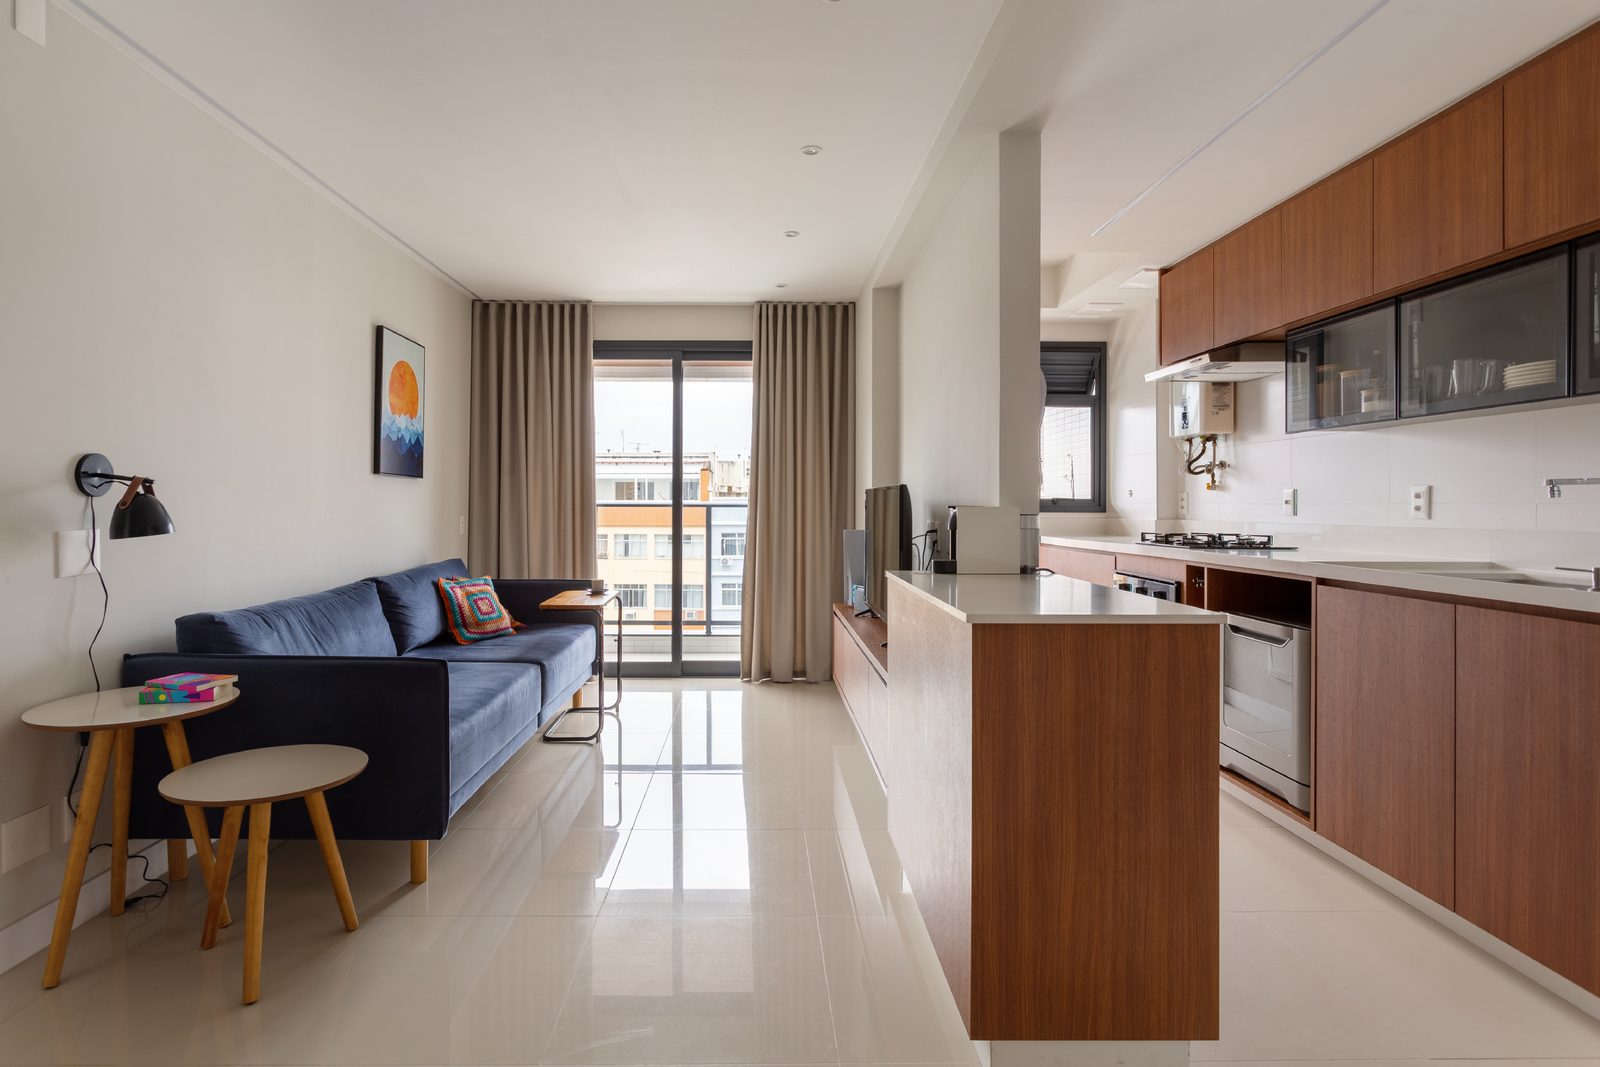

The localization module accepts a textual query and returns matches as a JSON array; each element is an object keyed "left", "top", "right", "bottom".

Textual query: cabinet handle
[{"left": 1226, "top": 623, "right": 1292, "bottom": 647}]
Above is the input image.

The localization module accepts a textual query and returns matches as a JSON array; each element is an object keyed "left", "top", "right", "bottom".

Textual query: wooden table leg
[
  {"left": 305, "top": 792, "right": 357, "bottom": 931},
  {"left": 166, "top": 839, "right": 188, "bottom": 881},
  {"left": 109, "top": 728, "right": 134, "bottom": 916},
  {"left": 410, "top": 840, "right": 428, "bottom": 884},
  {"left": 42, "top": 731, "right": 114, "bottom": 988},
  {"left": 162, "top": 722, "right": 230, "bottom": 927},
  {"left": 202, "top": 806, "right": 244, "bottom": 950},
  {"left": 243, "top": 802, "right": 271, "bottom": 1005}
]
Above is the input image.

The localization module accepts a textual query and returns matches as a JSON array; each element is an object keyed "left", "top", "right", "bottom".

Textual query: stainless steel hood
[{"left": 1145, "top": 342, "right": 1285, "bottom": 383}]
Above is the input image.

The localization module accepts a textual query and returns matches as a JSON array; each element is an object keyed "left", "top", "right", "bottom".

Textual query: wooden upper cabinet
[
  {"left": 1373, "top": 88, "right": 1504, "bottom": 292},
  {"left": 1506, "top": 29, "right": 1600, "bottom": 248},
  {"left": 1281, "top": 161, "right": 1373, "bottom": 324},
  {"left": 1159, "top": 247, "right": 1214, "bottom": 364},
  {"left": 1456, "top": 606, "right": 1600, "bottom": 994},
  {"left": 1212, "top": 208, "right": 1282, "bottom": 344}
]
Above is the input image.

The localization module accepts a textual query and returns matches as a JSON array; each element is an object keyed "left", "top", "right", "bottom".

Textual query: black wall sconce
[{"left": 74, "top": 453, "right": 174, "bottom": 538}]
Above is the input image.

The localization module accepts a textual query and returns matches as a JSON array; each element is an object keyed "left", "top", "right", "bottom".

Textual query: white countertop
[
  {"left": 1042, "top": 534, "right": 1600, "bottom": 616},
  {"left": 887, "top": 570, "right": 1220, "bottom": 625}
]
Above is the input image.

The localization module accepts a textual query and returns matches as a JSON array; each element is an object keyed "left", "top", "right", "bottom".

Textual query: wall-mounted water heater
[{"left": 1170, "top": 381, "right": 1235, "bottom": 439}]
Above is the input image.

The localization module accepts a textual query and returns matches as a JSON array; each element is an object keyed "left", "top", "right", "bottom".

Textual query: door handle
[{"left": 1226, "top": 623, "right": 1291, "bottom": 647}]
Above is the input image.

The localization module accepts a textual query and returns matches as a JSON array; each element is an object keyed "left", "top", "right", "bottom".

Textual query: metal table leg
[{"left": 544, "top": 598, "right": 622, "bottom": 744}]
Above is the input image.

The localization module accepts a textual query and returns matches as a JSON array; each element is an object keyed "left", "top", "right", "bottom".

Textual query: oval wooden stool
[{"left": 159, "top": 744, "right": 367, "bottom": 1004}]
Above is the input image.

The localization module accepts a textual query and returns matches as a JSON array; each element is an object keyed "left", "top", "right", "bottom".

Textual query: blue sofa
[{"left": 121, "top": 559, "right": 597, "bottom": 871}]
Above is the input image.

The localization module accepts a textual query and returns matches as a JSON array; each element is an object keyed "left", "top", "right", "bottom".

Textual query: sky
[{"left": 594, "top": 379, "right": 753, "bottom": 458}]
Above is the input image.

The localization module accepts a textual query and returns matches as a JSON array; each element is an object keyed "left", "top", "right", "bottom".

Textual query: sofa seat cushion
[
  {"left": 407, "top": 624, "right": 595, "bottom": 708},
  {"left": 447, "top": 662, "right": 542, "bottom": 796},
  {"left": 369, "top": 559, "right": 469, "bottom": 654},
  {"left": 176, "top": 580, "right": 397, "bottom": 657}
]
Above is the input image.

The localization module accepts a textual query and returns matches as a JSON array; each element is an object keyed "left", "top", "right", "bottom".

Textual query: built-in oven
[
  {"left": 1114, "top": 570, "right": 1180, "bottom": 601},
  {"left": 1219, "top": 612, "right": 1311, "bottom": 811}
]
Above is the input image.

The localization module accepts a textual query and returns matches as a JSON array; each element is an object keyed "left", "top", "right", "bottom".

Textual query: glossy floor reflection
[{"left": 1, "top": 680, "right": 1597, "bottom": 1065}]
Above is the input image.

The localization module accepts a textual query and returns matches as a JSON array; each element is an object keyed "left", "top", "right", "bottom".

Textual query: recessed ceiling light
[
  {"left": 784, "top": 231, "right": 799, "bottom": 238},
  {"left": 775, "top": 283, "right": 789, "bottom": 288},
  {"left": 1119, "top": 268, "right": 1161, "bottom": 289},
  {"left": 801, "top": 145, "right": 822, "bottom": 156}
]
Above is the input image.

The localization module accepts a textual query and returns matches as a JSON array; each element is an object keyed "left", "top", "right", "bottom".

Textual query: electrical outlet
[
  {"left": 1410, "top": 484, "right": 1432, "bottom": 520},
  {"left": 1178, "top": 492, "right": 1189, "bottom": 518},
  {"left": 2, "top": 805, "right": 52, "bottom": 873},
  {"left": 59, "top": 791, "right": 82, "bottom": 844},
  {"left": 1282, "top": 488, "right": 1297, "bottom": 516},
  {"left": 54, "top": 530, "right": 102, "bottom": 578}
]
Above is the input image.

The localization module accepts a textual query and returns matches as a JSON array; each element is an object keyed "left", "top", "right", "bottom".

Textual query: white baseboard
[
  {"left": 0, "top": 837, "right": 192, "bottom": 978},
  {"left": 1219, "top": 776, "right": 1600, "bottom": 1023}
]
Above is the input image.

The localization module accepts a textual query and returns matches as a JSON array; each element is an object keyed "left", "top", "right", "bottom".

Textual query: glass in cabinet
[
  {"left": 1286, "top": 303, "right": 1395, "bottom": 433},
  {"left": 1576, "top": 235, "right": 1600, "bottom": 396},
  {"left": 1399, "top": 247, "right": 1568, "bottom": 417}
]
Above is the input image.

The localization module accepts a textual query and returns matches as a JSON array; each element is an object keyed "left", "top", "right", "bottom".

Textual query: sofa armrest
[
  {"left": 495, "top": 579, "right": 602, "bottom": 673},
  {"left": 121, "top": 653, "right": 451, "bottom": 842}
]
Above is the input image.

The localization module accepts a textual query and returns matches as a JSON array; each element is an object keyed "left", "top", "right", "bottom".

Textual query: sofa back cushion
[
  {"left": 369, "top": 558, "right": 469, "bottom": 654},
  {"left": 176, "top": 580, "right": 398, "bottom": 657}
]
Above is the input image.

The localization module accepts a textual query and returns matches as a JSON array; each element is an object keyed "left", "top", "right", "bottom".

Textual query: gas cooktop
[{"left": 1138, "top": 532, "right": 1294, "bottom": 551}]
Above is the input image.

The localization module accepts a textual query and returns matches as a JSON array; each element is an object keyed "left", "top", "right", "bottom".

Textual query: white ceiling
[
  {"left": 79, "top": 0, "right": 1005, "bottom": 301},
  {"left": 70, "top": 0, "right": 1600, "bottom": 311}
]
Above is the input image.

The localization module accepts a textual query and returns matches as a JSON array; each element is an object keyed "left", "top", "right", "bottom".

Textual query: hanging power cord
[{"left": 87, "top": 844, "right": 169, "bottom": 908}]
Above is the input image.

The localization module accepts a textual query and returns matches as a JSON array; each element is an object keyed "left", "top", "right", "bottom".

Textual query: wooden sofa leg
[
  {"left": 410, "top": 840, "right": 428, "bottom": 884},
  {"left": 166, "top": 838, "right": 189, "bottom": 881}
]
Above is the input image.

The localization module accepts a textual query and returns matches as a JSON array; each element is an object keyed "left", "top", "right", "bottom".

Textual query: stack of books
[{"left": 138, "top": 672, "right": 238, "bottom": 704}]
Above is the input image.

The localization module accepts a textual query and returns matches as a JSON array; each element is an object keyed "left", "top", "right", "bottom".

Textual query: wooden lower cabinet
[
  {"left": 1315, "top": 587, "right": 1456, "bottom": 907},
  {"left": 1456, "top": 606, "right": 1600, "bottom": 994},
  {"left": 832, "top": 605, "right": 889, "bottom": 777},
  {"left": 1039, "top": 544, "right": 1114, "bottom": 586}
]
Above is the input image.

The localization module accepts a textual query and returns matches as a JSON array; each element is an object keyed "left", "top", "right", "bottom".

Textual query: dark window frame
[{"left": 1039, "top": 341, "right": 1107, "bottom": 514}]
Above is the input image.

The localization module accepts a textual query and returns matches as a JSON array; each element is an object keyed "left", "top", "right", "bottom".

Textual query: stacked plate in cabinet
[{"left": 1503, "top": 360, "right": 1559, "bottom": 390}]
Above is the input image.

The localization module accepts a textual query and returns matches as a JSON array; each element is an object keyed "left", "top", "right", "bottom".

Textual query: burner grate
[{"left": 1139, "top": 532, "right": 1285, "bottom": 550}]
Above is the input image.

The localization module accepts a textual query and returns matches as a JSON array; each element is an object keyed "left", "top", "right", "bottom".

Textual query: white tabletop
[
  {"left": 22, "top": 685, "right": 240, "bottom": 732},
  {"left": 888, "top": 571, "right": 1219, "bottom": 625},
  {"left": 159, "top": 744, "right": 368, "bottom": 806}
]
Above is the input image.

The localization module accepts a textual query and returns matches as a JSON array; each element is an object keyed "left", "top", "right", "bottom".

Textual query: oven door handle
[{"left": 1226, "top": 623, "right": 1292, "bottom": 647}]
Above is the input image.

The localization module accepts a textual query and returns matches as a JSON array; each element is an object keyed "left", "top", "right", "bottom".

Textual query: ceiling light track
[{"left": 1089, "top": 0, "right": 1392, "bottom": 238}]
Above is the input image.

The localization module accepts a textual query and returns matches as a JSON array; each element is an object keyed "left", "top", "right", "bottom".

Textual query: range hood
[{"left": 1145, "top": 342, "right": 1285, "bottom": 383}]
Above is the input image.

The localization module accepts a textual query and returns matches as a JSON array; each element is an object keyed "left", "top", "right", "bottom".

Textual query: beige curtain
[
  {"left": 741, "top": 302, "right": 855, "bottom": 683},
  {"left": 468, "top": 301, "right": 595, "bottom": 579}
]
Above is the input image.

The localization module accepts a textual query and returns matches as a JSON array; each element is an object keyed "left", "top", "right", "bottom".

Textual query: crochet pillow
[{"left": 436, "top": 575, "right": 524, "bottom": 644}]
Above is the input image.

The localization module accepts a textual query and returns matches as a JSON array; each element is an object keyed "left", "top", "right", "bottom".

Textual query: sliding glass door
[{"left": 593, "top": 342, "right": 751, "bottom": 676}]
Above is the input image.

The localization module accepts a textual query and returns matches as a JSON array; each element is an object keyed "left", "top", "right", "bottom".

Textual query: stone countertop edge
[
  {"left": 886, "top": 570, "right": 1222, "bottom": 626},
  {"left": 1042, "top": 534, "right": 1600, "bottom": 617}
]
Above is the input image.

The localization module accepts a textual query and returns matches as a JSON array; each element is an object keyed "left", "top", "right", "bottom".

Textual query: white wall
[
  {"left": 854, "top": 286, "right": 901, "bottom": 524},
  {"left": 1177, "top": 372, "right": 1600, "bottom": 566},
  {"left": 898, "top": 131, "right": 1040, "bottom": 536},
  {"left": 593, "top": 304, "right": 752, "bottom": 341},
  {"left": 0, "top": 12, "right": 471, "bottom": 934}
]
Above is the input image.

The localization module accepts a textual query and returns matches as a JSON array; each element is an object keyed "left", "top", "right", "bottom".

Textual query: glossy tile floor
[{"left": 0, "top": 679, "right": 1596, "bottom": 1065}]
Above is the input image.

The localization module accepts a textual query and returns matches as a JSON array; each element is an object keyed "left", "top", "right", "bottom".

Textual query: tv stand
[{"left": 832, "top": 603, "right": 888, "bottom": 779}]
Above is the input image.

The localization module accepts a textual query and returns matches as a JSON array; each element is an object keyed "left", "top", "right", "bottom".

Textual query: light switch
[
  {"left": 458, "top": 514, "right": 467, "bottom": 536},
  {"left": 14, "top": 0, "right": 45, "bottom": 45},
  {"left": 1410, "top": 484, "right": 1432, "bottom": 520},
  {"left": 54, "top": 530, "right": 102, "bottom": 578},
  {"left": 1282, "top": 488, "right": 1297, "bottom": 516},
  {"left": 1, "top": 805, "right": 51, "bottom": 873}
]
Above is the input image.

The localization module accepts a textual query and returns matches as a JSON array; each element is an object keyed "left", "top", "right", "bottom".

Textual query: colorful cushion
[{"left": 436, "top": 576, "right": 524, "bottom": 644}]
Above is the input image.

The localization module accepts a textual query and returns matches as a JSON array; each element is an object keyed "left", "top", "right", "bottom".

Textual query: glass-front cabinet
[
  {"left": 1576, "top": 236, "right": 1600, "bottom": 396},
  {"left": 1399, "top": 248, "right": 1569, "bottom": 418},
  {"left": 1286, "top": 304, "right": 1395, "bottom": 432}
]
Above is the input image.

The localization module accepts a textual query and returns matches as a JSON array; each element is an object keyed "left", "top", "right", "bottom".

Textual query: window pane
[
  {"left": 684, "top": 478, "right": 700, "bottom": 501},
  {"left": 1041, "top": 406, "right": 1093, "bottom": 501},
  {"left": 616, "top": 584, "right": 647, "bottom": 608},
  {"left": 615, "top": 533, "right": 647, "bottom": 558},
  {"left": 597, "top": 534, "right": 608, "bottom": 559},
  {"left": 719, "top": 532, "right": 745, "bottom": 557},
  {"left": 721, "top": 581, "right": 742, "bottom": 607},
  {"left": 654, "top": 534, "right": 671, "bottom": 559},
  {"left": 654, "top": 584, "right": 671, "bottom": 609},
  {"left": 683, "top": 534, "right": 705, "bottom": 559},
  {"left": 684, "top": 584, "right": 704, "bottom": 610}
]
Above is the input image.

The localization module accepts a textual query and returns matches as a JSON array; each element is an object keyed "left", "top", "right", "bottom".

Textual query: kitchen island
[{"left": 884, "top": 571, "right": 1222, "bottom": 1059}]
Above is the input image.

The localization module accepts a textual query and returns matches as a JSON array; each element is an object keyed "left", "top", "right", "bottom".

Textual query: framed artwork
[{"left": 375, "top": 326, "right": 425, "bottom": 477}]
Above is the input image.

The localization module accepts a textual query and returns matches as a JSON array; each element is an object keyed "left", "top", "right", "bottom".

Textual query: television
[{"left": 863, "top": 484, "right": 913, "bottom": 619}]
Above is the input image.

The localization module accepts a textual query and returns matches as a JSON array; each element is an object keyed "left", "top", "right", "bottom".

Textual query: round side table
[
  {"left": 159, "top": 744, "right": 367, "bottom": 1005},
  {"left": 22, "top": 684, "right": 240, "bottom": 989}
]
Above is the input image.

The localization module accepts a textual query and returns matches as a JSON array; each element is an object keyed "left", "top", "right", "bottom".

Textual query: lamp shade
[{"left": 110, "top": 488, "right": 174, "bottom": 539}]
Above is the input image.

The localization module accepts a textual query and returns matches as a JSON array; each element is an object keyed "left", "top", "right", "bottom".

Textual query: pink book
[{"left": 144, "top": 672, "right": 238, "bottom": 694}]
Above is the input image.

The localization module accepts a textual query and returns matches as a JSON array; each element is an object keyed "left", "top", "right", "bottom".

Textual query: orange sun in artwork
[{"left": 388, "top": 360, "right": 419, "bottom": 418}]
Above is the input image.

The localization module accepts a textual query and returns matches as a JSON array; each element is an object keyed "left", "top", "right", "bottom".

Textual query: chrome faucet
[
  {"left": 1545, "top": 477, "right": 1600, "bottom": 498},
  {"left": 1556, "top": 566, "right": 1600, "bottom": 591}
]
